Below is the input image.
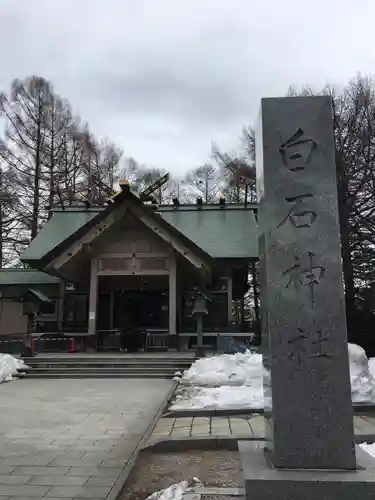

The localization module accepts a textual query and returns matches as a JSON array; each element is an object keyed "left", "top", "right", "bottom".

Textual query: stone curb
[
  {"left": 142, "top": 433, "right": 375, "bottom": 454},
  {"left": 194, "top": 486, "right": 245, "bottom": 496},
  {"left": 164, "top": 403, "right": 375, "bottom": 419},
  {"left": 106, "top": 380, "right": 179, "bottom": 500},
  {"left": 142, "top": 435, "right": 259, "bottom": 453},
  {"left": 164, "top": 408, "right": 264, "bottom": 418},
  {"left": 353, "top": 403, "right": 375, "bottom": 413},
  {"left": 182, "top": 487, "right": 245, "bottom": 499}
]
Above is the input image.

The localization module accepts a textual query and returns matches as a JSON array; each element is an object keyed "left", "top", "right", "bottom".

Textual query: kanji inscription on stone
[
  {"left": 282, "top": 252, "right": 326, "bottom": 306},
  {"left": 256, "top": 96, "right": 356, "bottom": 470},
  {"left": 288, "top": 327, "right": 334, "bottom": 367},
  {"left": 279, "top": 127, "right": 318, "bottom": 171},
  {"left": 277, "top": 194, "right": 317, "bottom": 228}
]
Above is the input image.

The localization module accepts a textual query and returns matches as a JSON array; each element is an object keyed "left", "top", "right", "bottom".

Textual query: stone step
[
  {"left": 24, "top": 366, "right": 188, "bottom": 372},
  {"left": 25, "top": 371, "right": 176, "bottom": 379},
  {"left": 21, "top": 354, "right": 193, "bottom": 380},
  {"left": 25, "top": 365, "right": 188, "bottom": 373},
  {"left": 24, "top": 360, "right": 192, "bottom": 367},
  {"left": 22, "top": 355, "right": 195, "bottom": 362},
  {"left": 26, "top": 366, "right": 180, "bottom": 373}
]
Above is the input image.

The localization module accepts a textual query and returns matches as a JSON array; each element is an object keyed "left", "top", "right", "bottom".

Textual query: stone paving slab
[
  {"left": 45, "top": 485, "right": 111, "bottom": 498},
  {"left": 147, "top": 413, "right": 375, "bottom": 447},
  {"left": 0, "top": 378, "right": 173, "bottom": 500}
]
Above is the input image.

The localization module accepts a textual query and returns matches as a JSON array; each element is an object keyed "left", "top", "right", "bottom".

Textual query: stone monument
[{"left": 239, "top": 96, "right": 375, "bottom": 499}]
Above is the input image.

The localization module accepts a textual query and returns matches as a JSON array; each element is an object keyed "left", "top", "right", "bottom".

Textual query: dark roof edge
[
  {"left": 0, "top": 268, "right": 60, "bottom": 275},
  {"left": 156, "top": 203, "right": 258, "bottom": 212}
]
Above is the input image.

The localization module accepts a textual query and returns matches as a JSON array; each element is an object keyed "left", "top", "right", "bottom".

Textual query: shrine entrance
[{"left": 97, "top": 275, "right": 169, "bottom": 352}]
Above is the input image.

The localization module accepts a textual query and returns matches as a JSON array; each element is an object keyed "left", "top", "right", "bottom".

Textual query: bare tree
[
  {"left": 0, "top": 159, "right": 20, "bottom": 266},
  {"left": 117, "top": 158, "right": 176, "bottom": 203},
  {"left": 183, "top": 164, "right": 220, "bottom": 203},
  {"left": 76, "top": 130, "right": 122, "bottom": 204},
  {"left": 0, "top": 75, "right": 124, "bottom": 262},
  {"left": 281, "top": 76, "right": 375, "bottom": 346},
  {"left": 0, "top": 76, "right": 53, "bottom": 240},
  {"left": 212, "top": 127, "right": 256, "bottom": 203}
]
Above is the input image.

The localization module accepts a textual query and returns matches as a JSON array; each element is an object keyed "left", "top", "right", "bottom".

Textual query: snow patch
[
  {"left": 0, "top": 354, "right": 27, "bottom": 384},
  {"left": 172, "top": 384, "right": 263, "bottom": 410},
  {"left": 146, "top": 477, "right": 201, "bottom": 500},
  {"left": 349, "top": 344, "right": 375, "bottom": 403},
  {"left": 171, "top": 344, "right": 375, "bottom": 410},
  {"left": 360, "top": 442, "right": 375, "bottom": 458},
  {"left": 180, "top": 350, "right": 263, "bottom": 388}
]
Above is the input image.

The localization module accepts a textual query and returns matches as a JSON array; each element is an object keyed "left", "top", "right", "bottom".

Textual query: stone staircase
[{"left": 21, "top": 353, "right": 195, "bottom": 379}]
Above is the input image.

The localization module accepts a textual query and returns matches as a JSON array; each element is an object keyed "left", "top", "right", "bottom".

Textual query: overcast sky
[{"left": 1, "top": 0, "right": 375, "bottom": 175}]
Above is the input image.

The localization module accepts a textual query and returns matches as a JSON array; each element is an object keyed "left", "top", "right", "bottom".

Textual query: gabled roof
[
  {"left": 20, "top": 192, "right": 259, "bottom": 267},
  {"left": 21, "top": 190, "right": 212, "bottom": 268},
  {"left": 158, "top": 205, "right": 258, "bottom": 259},
  {"left": 22, "top": 208, "right": 100, "bottom": 263}
]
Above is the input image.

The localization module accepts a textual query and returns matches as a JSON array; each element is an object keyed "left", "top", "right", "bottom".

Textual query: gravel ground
[{"left": 122, "top": 450, "right": 242, "bottom": 500}]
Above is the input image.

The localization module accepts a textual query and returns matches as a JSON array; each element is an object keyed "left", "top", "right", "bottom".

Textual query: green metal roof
[
  {"left": 21, "top": 210, "right": 99, "bottom": 262},
  {"left": 158, "top": 206, "right": 258, "bottom": 258},
  {"left": 20, "top": 203, "right": 259, "bottom": 263},
  {"left": 0, "top": 269, "right": 60, "bottom": 285}
]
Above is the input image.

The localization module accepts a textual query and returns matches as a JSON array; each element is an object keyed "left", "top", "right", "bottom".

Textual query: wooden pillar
[
  {"left": 227, "top": 276, "right": 233, "bottom": 324},
  {"left": 88, "top": 258, "right": 98, "bottom": 335},
  {"left": 176, "top": 268, "right": 182, "bottom": 333},
  {"left": 57, "top": 280, "right": 65, "bottom": 327},
  {"left": 169, "top": 257, "right": 177, "bottom": 336},
  {"left": 109, "top": 290, "right": 114, "bottom": 330}
]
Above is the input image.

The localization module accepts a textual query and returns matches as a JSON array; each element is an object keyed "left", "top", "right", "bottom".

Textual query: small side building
[{"left": 0, "top": 185, "right": 259, "bottom": 352}]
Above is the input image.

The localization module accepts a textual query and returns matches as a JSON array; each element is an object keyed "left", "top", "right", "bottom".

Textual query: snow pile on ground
[
  {"left": 0, "top": 354, "right": 27, "bottom": 384},
  {"left": 368, "top": 357, "right": 375, "bottom": 380},
  {"left": 172, "top": 384, "right": 264, "bottom": 410},
  {"left": 349, "top": 344, "right": 375, "bottom": 403},
  {"left": 170, "top": 344, "right": 375, "bottom": 410},
  {"left": 180, "top": 349, "right": 263, "bottom": 387},
  {"left": 146, "top": 477, "right": 201, "bottom": 500},
  {"left": 360, "top": 442, "right": 375, "bottom": 458}
]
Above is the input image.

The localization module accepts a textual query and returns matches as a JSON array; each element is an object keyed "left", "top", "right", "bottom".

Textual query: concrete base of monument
[{"left": 239, "top": 440, "right": 375, "bottom": 499}]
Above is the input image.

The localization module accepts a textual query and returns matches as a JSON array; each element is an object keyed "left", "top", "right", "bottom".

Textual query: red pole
[{"left": 69, "top": 337, "right": 75, "bottom": 353}]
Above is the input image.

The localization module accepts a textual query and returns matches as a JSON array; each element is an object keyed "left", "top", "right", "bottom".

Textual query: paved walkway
[
  {"left": 0, "top": 378, "right": 172, "bottom": 499},
  {"left": 148, "top": 414, "right": 375, "bottom": 444}
]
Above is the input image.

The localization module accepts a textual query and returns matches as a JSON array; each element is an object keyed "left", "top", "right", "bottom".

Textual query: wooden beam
[
  {"left": 97, "top": 252, "right": 169, "bottom": 259},
  {"left": 51, "top": 205, "right": 129, "bottom": 269},
  {"left": 131, "top": 205, "right": 207, "bottom": 270},
  {"left": 169, "top": 257, "right": 177, "bottom": 336},
  {"left": 97, "top": 270, "right": 169, "bottom": 276},
  {"left": 88, "top": 258, "right": 98, "bottom": 335}
]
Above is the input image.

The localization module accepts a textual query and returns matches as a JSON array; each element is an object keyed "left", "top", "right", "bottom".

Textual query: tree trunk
[
  {"left": 48, "top": 110, "right": 55, "bottom": 218},
  {"left": 337, "top": 167, "right": 356, "bottom": 340},
  {"left": 341, "top": 220, "right": 356, "bottom": 338},
  {"left": 31, "top": 97, "right": 42, "bottom": 239}
]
